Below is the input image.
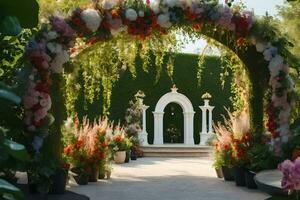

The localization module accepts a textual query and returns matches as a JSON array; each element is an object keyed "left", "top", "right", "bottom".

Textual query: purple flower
[
  {"left": 51, "top": 17, "right": 75, "bottom": 38},
  {"left": 25, "top": 39, "right": 46, "bottom": 54},
  {"left": 279, "top": 158, "right": 300, "bottom": 192}
]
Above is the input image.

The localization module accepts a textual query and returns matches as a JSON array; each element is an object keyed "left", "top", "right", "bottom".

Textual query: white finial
[{"left": 171, "top": 84, "right": 178, "bottom": 93}]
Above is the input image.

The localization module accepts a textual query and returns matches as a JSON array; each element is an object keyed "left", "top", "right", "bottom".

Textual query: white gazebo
[{"left": 152, "top": 85, "right": 195, "bottom": 145}]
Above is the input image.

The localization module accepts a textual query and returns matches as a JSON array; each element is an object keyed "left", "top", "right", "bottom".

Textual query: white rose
[
  {"left": 157, "top": 13, "right": 172, "bottom": 28},
  {"left": 81, "top": 8, "right": 102, "bottom": 32},
  {"left": 126, "top": 8, "right": 138, "bottom": 21}
]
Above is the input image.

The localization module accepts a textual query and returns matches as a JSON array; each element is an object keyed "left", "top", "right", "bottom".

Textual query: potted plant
[
  {"left": 110, "top": 128, "right": 130, "bottom": 164},
  {"left": 231, "top": 132, "right": 252, "bottom": 187},
  {"left": 49, "top": 161, "right": 70, "bottom": 194},
  {"left": 246, "top": 143, "right": 280, "bottom": 189}
]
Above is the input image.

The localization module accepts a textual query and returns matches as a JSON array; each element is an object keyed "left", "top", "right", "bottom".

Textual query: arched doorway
[
  {"left": 153, "top": 86, "right": 195, "bottom": 145},
  {"left": 163, "top": 102, "right": 184, "bottom": 144}
]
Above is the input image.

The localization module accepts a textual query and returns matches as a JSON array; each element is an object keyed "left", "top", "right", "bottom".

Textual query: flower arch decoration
[{"left": 23, "top": 0, "right": 295, "bottom": 155}]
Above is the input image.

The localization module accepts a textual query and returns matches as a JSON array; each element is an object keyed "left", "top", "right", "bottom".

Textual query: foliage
[
  {"left": 110, "top": 126, "right": 132, "bottom": 152},
  {"left": 0, "top": 87, "right": 29, "bottom": 200},
  {"left": 282, "top": 118, "right": 300, "bottom": 160},
  {"left": 246, "top": 143, "right": 280, "bottom": 172}
]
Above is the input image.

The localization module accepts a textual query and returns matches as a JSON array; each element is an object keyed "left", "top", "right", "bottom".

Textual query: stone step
[{"left": 141, "top": 144, "right": 213, "bottom": 157}]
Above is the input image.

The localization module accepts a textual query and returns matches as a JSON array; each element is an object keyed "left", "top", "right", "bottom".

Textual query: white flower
[
  {"left": 45, "top": 31, "right": 58, "bottom": 41},
  {"left": 50, "top": 50, "right": 69, "bottom": 73},
  {"left": 162, "top": 0, "right": 177, "bottom": 8},
  {"left": 47, "top": 42, "right": 63, "bottom": 54},
  {"left": 81, "top": 8, "right": 102, "bottom": 32},
  {"left": 126, "top": 8, "right": 138, "bottom": 21},
  {"left": 263, "top": 47, "right": 277, "bottom": 61},
  {"left": 139, "top": 11, "right": 145, "bottom": 17},
  {"left": 157, "top": 13, "right": 172, "bottom": 28},
  {"left": 149, "top": 0, "right": 160, "bottom": 14},
  {"left": 102, "top": 0, "right": 119, "bottom": 10},
  {"left": 255, "top": 42, "right": 267, "bottom": 52}
]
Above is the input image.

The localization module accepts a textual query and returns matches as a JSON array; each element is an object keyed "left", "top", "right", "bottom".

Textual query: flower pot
[
  {"left": 221, "top": 166, "right": 234, "bottom": 181},
  {"left": 233, "top": 166, "right": 246, "bottom": 186},
  {"left": 215, "top": 168, "right": 224, "bottom": 178},
  {"left": 245, "top": 170, "right": 257, "bottom": 189},
  {"left": 131, "top": 151, "right": 137, "bottom": 160},
  {"left": 88, "top": 165, "right": 99, "bottom": 182},
  {"left": 125, "top": 150, "right": 131, "bottom": 163},
  {"left": 114, "top": 151, "right": 126, "bottom": 164},
  {"left": 49, "top": 169, "right": 68, "bottom": 194},
  {"left": 71, "top": 167, "right": 89, "bottom": 185}
]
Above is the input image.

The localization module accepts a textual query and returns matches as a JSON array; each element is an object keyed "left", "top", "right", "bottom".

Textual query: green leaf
[
  {"left": 0, "top": 89, "right": 21, "bottom": 105},
  {"left": 0, "top": 179, "right": 24, "bottom": 200},
  {"left": 3, "top": 139, "right": 30, "bottom": 161},
  {"left": 0, "top": 16, "right": 22, "bottom": 36},
  {"left": 0, "top": 0, "right": 39, "bottom": 28}
]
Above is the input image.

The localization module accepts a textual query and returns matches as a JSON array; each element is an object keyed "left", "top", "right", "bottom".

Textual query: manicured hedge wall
[{"left": 75, "top": 53, "right": 233, "bottom": 144}]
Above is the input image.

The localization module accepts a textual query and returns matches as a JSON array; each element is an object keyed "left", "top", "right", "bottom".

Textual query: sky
[{"left": 181, "top": 0, "right": 285, "bottom": 54}]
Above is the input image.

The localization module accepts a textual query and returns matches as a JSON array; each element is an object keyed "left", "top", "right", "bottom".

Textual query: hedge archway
[{"left": 23, "top": 0, "right": 295, "bottom": 157}]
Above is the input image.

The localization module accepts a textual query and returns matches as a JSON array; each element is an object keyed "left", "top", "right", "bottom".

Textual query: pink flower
[
  {"left": 23, "top": 95, "right": 39, "bottom": 109},
  {"left": 34, "top": 108, "right": 48, "bottom": 122},
  {"left": 39, "top": 93, "right": 52, "bottom": 110},
  {"left": 279, "top": 158, "right": 300, "bottom": 192},
  {"left": 217, "top": 5, "right": 233, "bottom": 29}
]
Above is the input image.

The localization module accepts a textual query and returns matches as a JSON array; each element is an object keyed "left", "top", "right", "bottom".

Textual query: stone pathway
[{"left": 69, "top": 157, "right": 270, "bottom": 200}]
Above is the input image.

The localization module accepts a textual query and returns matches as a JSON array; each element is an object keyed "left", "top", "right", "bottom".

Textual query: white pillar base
[
  {"left": 200, "top": 133, "right": 215, "bottom": 146},
  {"left": 139, "top": 131, "right": 149, "bottom": 146}
]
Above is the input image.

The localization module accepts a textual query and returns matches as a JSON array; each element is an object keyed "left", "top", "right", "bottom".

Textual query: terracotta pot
[
  {"left": 215, "top": 168, "right": 224, "bottom": 178},
  {"left": 114, "top": 151, "right": 126, "bottom": 164}
]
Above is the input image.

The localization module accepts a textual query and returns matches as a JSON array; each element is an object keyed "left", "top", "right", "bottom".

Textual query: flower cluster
[
  {"left": 109, "top": 126, "right": 132, "bottom": 152},
  {"left": 278, "top": 158, "right": 300, "bottom": 194},
  {"left": 63, "top": 116, "right": 111, "bottom": 169}
]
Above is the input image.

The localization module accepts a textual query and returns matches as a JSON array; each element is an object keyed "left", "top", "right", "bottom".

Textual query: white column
[
  {"left": 183, "top": 112, "right": 195, "bottom": 145},
  {"left": 139, "top": 105, "right": 149, "bottom": 146},
  {"left": 199, "top": 99, "right": 215, "bottom": 146},
  {"left": 153, "top": 112, "right": 164, "bottom": 145},
  {"left": 200, "top": 106, "right": 207, "bottom": 134},
  {"left": 208, "top": 107, "right": 215, "bottom": 134}
]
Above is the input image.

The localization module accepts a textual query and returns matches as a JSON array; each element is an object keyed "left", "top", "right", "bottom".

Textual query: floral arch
[{"left": 23, "top": 0, "right": 295, "bottom": 156}]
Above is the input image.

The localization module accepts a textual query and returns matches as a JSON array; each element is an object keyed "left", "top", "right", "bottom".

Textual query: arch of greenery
[{"left": 23, "top": 0, "right": 295, "bottom": 159}]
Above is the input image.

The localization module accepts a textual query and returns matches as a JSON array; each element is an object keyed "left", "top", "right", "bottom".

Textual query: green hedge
[{"left": 75, "top": 53, "right": 233, "bottom": 144}]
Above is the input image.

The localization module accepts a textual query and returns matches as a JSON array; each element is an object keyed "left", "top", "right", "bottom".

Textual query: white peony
[
  {"left": 50, "top": 50, "right": 69, "bottom": 73},
  {"left": 81, "top": 8, "right": 102, "bottom": 32},
  {"left": 126, "top": 8, "right": 138, "bottom": 21},
  {"left": 47, "top": 42, "right": 63, "bottom": 54},
  {"left": 157, "top": 13, "right": 172, "bottom": 28}
]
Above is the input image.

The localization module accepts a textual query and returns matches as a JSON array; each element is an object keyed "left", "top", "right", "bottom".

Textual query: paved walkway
[{"left": 69, "top": 157, "right": 270, "bottom": 200}]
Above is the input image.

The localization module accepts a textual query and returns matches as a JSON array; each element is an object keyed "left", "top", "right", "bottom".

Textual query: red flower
[
  {"left": 86, "top": 37, "right": 97, "bottom": 45},
  {"left": 76, "top": 139, "right": 84, "bottom": 147},
  {"left": 101, "top": 140, "right": 109, "bottom": 148},
  {"left": 236, "top": 37, "right": 246, "bottom": 47},
  {"left": 35, "top": 82, "right": 49, "bottom": 93},
  {"left": 72, "top": 17, "right": 81, "bottom": 26},
  {"left": 192, "top": 23, "right": 202, "bottom": 30},
  {"left": 64, "top": 146, "right": 72, "bottom": 154}
]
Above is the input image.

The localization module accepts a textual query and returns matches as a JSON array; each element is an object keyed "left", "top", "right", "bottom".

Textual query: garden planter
[
  {"left": 125, "top": 150, "right": 131, "bottom": 163},
  {"left": 88, "top": 165, "right": 99, "bottom": 182},
  {"left": 131, "top": 151, "right": 137, "bottom": 160},
  {"left": 233, "top": 166, "right": 246, "bottom": 186},
  {"left": 71, "top": 167, "right": 89, "bottom": 185},
  {"left": 215, "top": 168, "right": 224, "bottom": 178},
  {"left": 221, "top": 166, "right": 234, "bottom": 181},
  {"left": 245, "top": 170, "right": 257, "bottom": 189},
  {"left": 114, "top": 151, "right": 126, "bottom": 164},
  {"left": 49, "top": 169, "right": 68, "bottom": 194}
]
